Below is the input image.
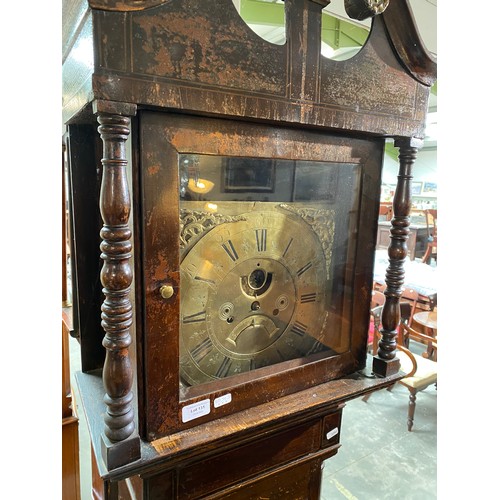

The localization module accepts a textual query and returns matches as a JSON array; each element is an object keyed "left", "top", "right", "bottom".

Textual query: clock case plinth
[
  {"left": 77, "top": 359, "right": 403, "bottom": 498},
  {"left": 63, "top": 0, "right": 436, "bottom": 496}
]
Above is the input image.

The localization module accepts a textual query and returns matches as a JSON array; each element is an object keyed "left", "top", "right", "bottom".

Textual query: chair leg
[
  {"left": 422, "top": 242, "right": 432, "bottom": 265},
  {"left": 407, "top": 389, "right": 417, "bottom": 431}
]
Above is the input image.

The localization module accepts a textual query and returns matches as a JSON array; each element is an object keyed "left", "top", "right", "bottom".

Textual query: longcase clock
[{"left": 63, "top": 0, "right": 436, "bottom": 497}]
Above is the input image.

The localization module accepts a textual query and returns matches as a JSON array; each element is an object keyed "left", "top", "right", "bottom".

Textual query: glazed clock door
[{"left": 138, "top": 111, "right": 382, "bottom": 439}]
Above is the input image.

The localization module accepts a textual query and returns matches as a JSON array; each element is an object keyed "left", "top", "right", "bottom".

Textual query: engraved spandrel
[
  {"left": 179, "top": 209, "right": 246, "bottom": 255},
  {"left": 278, "top": 204, "right": 335, "bottom": 279}
]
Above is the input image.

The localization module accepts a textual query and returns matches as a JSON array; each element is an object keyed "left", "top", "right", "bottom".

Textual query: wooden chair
[
  {"left": 368, "top": 291, "right": 386, "bottom": 355},
  {"left": 398, "top": 322, "right": 437, "bottom": 430},
  {"left": 379, "top": 203, "right": 393, "bottom": 221},
  {"left": 371, "top": 290, "right": 386, "bottom": 309},
  {"left": 422, "top": 209, "right": 437, "bottom": 265},
  {"left": 400, "top": 287, "right": 419, "bottom": 327},
  {"left": 365, "top": 308, "right": 437, "bottom": 431}
]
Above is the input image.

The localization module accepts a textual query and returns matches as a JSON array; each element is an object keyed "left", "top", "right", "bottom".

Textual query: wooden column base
[
  {"left": 101, "top": 433, "right": 141, "bottom": 471},
  {"left": 372, "top": 356, "right": 401, "bottom": 377}
]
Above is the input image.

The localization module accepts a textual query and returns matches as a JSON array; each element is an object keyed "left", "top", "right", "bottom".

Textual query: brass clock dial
[{"left": 179, "top": 205, "right": 331, "bottom": 387}]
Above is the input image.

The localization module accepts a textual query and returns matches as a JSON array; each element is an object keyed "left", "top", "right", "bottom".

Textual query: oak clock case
[{"left": 138, "top": 111, "right": 382, "bottom": 438}]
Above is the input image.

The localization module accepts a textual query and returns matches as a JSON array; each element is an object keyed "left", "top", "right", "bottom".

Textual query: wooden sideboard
[{"left": 376, "top": 221, "right": 428, "bottom": 260}]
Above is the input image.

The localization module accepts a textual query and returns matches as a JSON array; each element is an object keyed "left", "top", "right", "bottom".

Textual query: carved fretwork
[
  {"left": 372, "top": 137, "right": 421, "bottom": 377},
  {"left": 97, "top": 112, "right": 140, "bottom": 468}
]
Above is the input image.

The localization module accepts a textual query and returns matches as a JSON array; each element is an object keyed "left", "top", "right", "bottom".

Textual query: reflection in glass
[{"left": 179, "top": 155, "right": 361, "bottom": 391}]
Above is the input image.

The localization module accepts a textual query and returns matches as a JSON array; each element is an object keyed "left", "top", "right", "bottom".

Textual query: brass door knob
[{"left": 160, "top": 285, "right": 174, "bottom": 299}]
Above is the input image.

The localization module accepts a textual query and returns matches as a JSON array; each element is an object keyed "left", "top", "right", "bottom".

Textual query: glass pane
[{"left": 179, "top": 155, "right": 360, "bottom": 391}]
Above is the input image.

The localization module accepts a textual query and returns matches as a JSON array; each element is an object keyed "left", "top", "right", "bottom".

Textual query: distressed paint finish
[
  {"left": 89, "top": 0, "right": 168, "bottom": 10},
  {"left": 381, "top": 0, "right": 437, "bottom": 86},
  {"left": 86, "top": 0, "right": 433, "bottom": 139},
  {"left": 90, "top": 0, "right": 287, "bottom": 100},
  {"left": 320, "top": 16, "right": 421, "bottom": 120},
  {"left": 93, "top": 72, "right": 427, "bottom": 139},
  {"left": 137, "top": 119, "right": 181, "bottom": 440}
]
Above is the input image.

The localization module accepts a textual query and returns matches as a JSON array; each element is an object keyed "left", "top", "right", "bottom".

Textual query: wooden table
[
  {"left": 413, "top": 311, "right": 437, "bottom": 333},
  {"left": 412, "top": 310, "right": 437, "bottom": 360},
  {"left": 373, "top": 251, "right": 437, "bottom": 311}
]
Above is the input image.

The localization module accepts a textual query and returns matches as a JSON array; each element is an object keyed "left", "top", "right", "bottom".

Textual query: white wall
[{"left": 382, "top": 148, "right": 437, "bottom": 185}]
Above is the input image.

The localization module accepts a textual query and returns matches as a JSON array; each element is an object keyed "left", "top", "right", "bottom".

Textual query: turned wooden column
[
  {"left": 94, "top": 100, "right": 140, "bottom": 470},
  {"left": 373, "top": 137, "right": 422, "bottom": 376}
]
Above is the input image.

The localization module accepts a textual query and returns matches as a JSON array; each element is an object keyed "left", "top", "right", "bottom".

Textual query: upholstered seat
[
  {"left": 399, "top": 351, "right": 437, "bottom": 389},
  {"left": 364, "top": 306, "right": 437, "bottom": 431}
]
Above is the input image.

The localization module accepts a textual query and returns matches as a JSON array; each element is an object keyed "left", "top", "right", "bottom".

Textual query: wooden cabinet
[{"left": 376, "top": 222, "right": 428, "bottom": 260}]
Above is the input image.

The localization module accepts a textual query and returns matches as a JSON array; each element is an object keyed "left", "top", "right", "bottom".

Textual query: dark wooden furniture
[
  {"left": 63, "top": 0, "right": 436, "bottom": 497},
  {"left": 376, "top": 221, "right": 428, "bottom": 260},
  {"left": 76, "top": 365, "right": 403, "bottom": 499}
]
